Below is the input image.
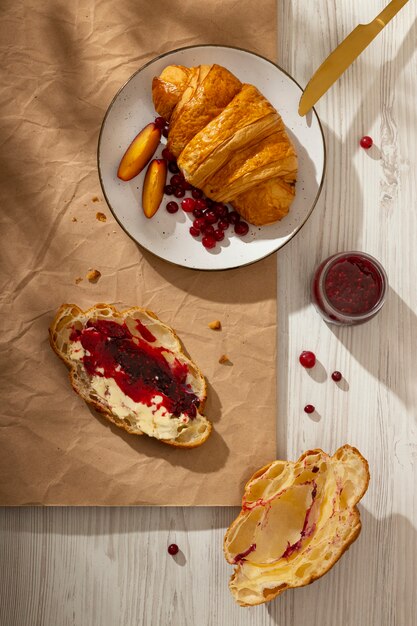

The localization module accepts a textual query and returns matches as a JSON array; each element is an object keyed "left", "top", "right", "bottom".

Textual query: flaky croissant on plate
[{"left": 152, "top": 64, "right": 298, "bottom": 226}]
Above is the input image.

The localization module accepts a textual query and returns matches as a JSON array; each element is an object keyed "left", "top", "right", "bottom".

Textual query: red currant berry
[
  {"left": 304, "top": 404, "right": 315, "bottom": 414},
  {"left": 154, "top": 116, "right": 166, "bottom": 129},
  {"left": 331, "top": 371, "right": 342, "bottom": 382},
  {"left": 181, "top": 198, "right": 196, "bottom": 213},
  {"left": 191, "top": 188, "right": 203, "bottom": 199},
  {"left": 173, "top": 187, "right": 185, "bottom": 198},
  {"left": 168, "top": 161, "right": 179, "bottom": 174},
  {"left": 234, "top": 221, "right": 249, "bottom": 236},
  {"left": 193, "top": 218, "right": 206, "bottom": 230},
  {"left": 201, "top": 224, "right": 215, "bottom": 236},
  {"left": 161, "top": 147, "right": 175, "bottom": 161},
  {"left": 166, "top": 201, "right": 179, "bottom": 214},
  {"left": 170, "top": 174, "right": 183, "bottom": 187},
  {"left": 194, "top": 198, "right": 207, "bottom": 211},
  {"left": 218, "top": 219, "right": 229, "bottom": 231},
  {"left": 228, "top": 211, "right": 240, "bottom": 225},
  {"left": 189, "top": 226, "right": 200, "bottom": 237},
  {"left": 215, "top": 204, "right": 228, "bottom": 218},
  {"left": 299, "top": 351, "right": 316, "bottom": 368},
  {"left": 202, "top": 235, "right": 216, "bottom": 249},
  {"left": 168, "top": 544, "right": 179, "bottom": 555},
  {"left": 205, "top": 210, "right": 217, "bottom": 224},
  {"left": 360, "top": 135, "right": 373, "bottom": 149},
  {"left": 214, "top": 229, "right": 224, "bottom": 241},
  {"left": 164, "top": 184, "right": 174, "bottom": 195}
]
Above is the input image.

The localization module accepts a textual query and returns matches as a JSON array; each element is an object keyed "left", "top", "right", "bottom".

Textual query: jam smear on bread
[{"left": 70, "top": 318, "right": 200, "bottom": 418}]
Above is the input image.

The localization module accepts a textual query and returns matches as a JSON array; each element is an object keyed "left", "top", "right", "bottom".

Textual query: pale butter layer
[
  {"left": 90, "top": 375, "right": 189, "bottom": 440},
  {"left": 178, "top": 84, "right": 278, "bottom": 188}
]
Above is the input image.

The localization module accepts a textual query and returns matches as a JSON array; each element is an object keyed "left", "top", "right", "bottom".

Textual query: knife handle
[{"left": 375, "top": 0, "right": 409, "bottom": 27}]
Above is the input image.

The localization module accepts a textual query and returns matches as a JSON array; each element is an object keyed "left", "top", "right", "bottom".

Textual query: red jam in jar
[{"left": 312, "top": 251, "right": 388, "bottom": 325}]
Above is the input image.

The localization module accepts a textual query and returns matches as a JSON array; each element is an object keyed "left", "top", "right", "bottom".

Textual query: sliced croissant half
[
  {"left": 224, "top": 445, "right": 370, "bottom": 606},
  {"left": 152, "top": 64, "right": 297, "bottom": 226},
  {"left": 49, "top": 303, "right": 211, "bottom": 447}
]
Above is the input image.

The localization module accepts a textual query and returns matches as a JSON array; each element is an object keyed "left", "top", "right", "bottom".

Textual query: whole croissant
[{"left": 152, "top": 64, "right": 297, "bottom": 226}]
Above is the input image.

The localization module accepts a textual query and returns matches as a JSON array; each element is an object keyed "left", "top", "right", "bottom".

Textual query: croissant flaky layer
[
  {"left": 152, "top": 64, "right": 297, "bottom": 226},
  {"left": 223, "top": 446, "right": 370, "bottom": 606}
]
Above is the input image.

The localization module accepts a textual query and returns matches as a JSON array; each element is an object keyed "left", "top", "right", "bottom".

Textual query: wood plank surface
[{"left": 1, "top": 1, "right": 416, "bottom": 624}]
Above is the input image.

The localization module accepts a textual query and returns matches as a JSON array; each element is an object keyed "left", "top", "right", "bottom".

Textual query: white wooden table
[{"left": 1, "top": 2, "right": 416, "bottom": 624}]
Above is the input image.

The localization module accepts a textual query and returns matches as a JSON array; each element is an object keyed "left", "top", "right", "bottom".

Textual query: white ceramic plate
[{"left": 98, "top": 45, "right": 326, "bottom": 271}]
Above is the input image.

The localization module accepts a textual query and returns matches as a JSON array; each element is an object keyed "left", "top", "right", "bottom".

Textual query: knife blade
[{"left": 298, "top": 0, "right": 409, "bottom": 116}]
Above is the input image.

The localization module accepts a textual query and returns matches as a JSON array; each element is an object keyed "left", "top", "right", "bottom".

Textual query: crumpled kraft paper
[{"left": 0, "top": 0, "right": 277, "bottom": 505}]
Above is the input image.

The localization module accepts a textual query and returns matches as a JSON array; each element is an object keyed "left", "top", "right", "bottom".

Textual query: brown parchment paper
[{"left": 0, "top": 0, "right": 277, "bottom": 505}]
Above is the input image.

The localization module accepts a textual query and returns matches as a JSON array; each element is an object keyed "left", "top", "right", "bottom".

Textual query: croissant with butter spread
[
  {"left": 224, "top": 445, "right": 370, "bottom": 606},
  {"left": 152, "top": 64, "right": 297, "bottom": 226}
]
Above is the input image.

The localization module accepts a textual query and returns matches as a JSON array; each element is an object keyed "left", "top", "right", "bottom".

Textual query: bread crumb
[
  {"left": 71, "top": 216, "right": 77, "bottom": 222},
  {"left": 208, "top": 320, "right": 221, "bottom": 330},
  {"left": 86, "top": 269, "right": 101, "bottom": 283},
  {"left": 219, "top": 354, "right": 231, "bottom": 364},
  {"left": 96, "top": 212, "right": 107, "bottom": 222},
  {"left": 75, "top": 277, "right": 83, "bottom": 284},
  {"left": 92, "top": 196, "right": 100, "bottom": 202}
]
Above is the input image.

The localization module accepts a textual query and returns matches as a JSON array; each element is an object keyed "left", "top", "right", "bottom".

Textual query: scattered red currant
[
  {"left": 304, "top": 404, "right": 315, "bottom": 414},
  {"left": 168, "top": 544, "right": 179, "bottom": 555},
  {"left": 299, "top": 351, "right": 316, "bottom": 368},
  {"left": 360, "top": 135, "right": 373, "bottom": 149},
  {"left": 331, "top": 371, "right": 342, "bottom": 382}
]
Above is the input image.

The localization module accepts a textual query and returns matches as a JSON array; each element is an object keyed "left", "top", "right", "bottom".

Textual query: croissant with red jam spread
[
  {"left": 152, "top": 64, "right": 297, "bottom": 226},
  {"left": 49, "top": 303, "right": 211, "bottom": 447}
]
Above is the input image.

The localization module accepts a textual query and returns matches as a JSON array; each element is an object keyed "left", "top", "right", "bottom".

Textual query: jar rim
[{"left": 318, "top": 251, "right": 388, "bottom": 321}]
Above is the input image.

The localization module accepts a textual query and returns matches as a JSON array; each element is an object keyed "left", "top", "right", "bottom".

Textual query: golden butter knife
[{"left": 298, "top": 0, "right": 409, "bottom": 116}]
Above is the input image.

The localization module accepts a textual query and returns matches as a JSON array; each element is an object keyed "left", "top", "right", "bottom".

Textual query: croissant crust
[{"left": 152, "top": 64, "right": 297, "bottom": 225}]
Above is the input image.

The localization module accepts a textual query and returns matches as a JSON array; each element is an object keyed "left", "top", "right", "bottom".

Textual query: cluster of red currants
[{"left": 160, "top": 147, "right": 250, "bottom": 250}]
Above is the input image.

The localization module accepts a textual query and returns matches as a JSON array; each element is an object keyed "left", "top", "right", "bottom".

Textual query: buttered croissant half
[
  {"left": 152, "top": 64, "right": 297, "bottom": 225},
  {"left": 49, "top": 304, "right": 211, "bottom": 447},
  {"left": 224, "top": 445, "right": 370, "bottom": 606}
]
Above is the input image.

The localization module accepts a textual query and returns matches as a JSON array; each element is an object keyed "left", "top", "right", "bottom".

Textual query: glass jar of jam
[{"left": 312, "top": 251, "right": 388, "bottom": 325}]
